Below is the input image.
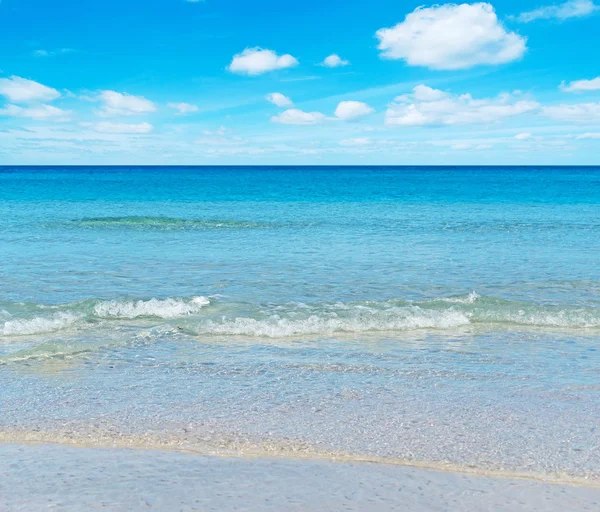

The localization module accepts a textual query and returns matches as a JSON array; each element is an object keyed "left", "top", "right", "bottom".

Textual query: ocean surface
[{"left": 1, "top": 166, "right": 599, "bottom": 481}]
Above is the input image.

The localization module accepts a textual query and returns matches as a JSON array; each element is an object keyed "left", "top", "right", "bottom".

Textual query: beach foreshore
[{"left": 1, "top": 443, "right": 599, "bottom": 512}]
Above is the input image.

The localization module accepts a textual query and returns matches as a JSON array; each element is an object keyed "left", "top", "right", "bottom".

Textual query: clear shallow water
[{"left": 1, "top": 166, "right": 599, "bottom": 479}]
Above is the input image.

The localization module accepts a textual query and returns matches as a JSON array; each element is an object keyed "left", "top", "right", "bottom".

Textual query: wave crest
[
  {"left": 3, "top": 293, "right": 600, "bottom": 338},
  {"left": 93, "top": 296, "right": 210, "bottom": 319},
  {"left": 189, "top": 307, "right": 470, "bottom": 338}
]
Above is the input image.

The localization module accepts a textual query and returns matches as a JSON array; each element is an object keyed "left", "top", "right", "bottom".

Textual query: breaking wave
[
  {"left": 3, "top": 293, "right": 600, "bottom": 338},
  {"left": 0, "top": 296, "right": 210, "bottom": 336},
  {"left": 92, "top": 296, "right": 210, "bottom": 319},
  {"left": 186, "top": 308, "right": 470, "bottom": 337}
]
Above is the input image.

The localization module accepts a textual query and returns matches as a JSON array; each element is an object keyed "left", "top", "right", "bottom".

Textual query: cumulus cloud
[
  {"left": 385, "top": 85, "right": 539, "bottom": 126},
  {"left": 97, "top": 91, "right": 156, "bottom": 117},
  {"left": 91, "top": 122, "right": 154, "bottom": 134},
  {"left": 271, "top": 109, "right": 326, "bottom": 125},
  {"left": 513, "top": 0, "right": 597, "bottom": 22},
  {"left": 560, "top": 76, "right": 600, "bottom": 92},
  {"left": 543, "top": 102, "right": 600, "bottom": 123},
  {"left": 168, "top": 102, "right": 199, "bottom": 114},
  {"left": 0, "top": 103, "right": 70, "bottom": 120},
  {"left": 334, "top": 101, "right": 375, "bottom": 121},
  {"left": 322, "top": 54, "right": 350, "bottom": 67},
  {"left": 266, "top": 92, "right": 293, "bottom": 107},
  {"left": 0, "top": 76, "right": 61, "bottom": 103},
  {"left": 228, "top": 48, "right": 298, "bottom": 76},
  {"left": 375, "top": 3, "right": 526, "bottom": 70}
]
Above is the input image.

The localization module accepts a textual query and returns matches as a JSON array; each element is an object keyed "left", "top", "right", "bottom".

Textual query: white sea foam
[
  {"left": 3, "top": 294, "right": 600, "bottom": 338},
  {"left": 0, "top": 312, "right": 82, "bottom": 336},
  {"left": 190, "top": 307, "right": 471, "bottom": 337},
  {"left": 92, "top": 296, "right": 210, "bottom": 319},
  {"left": 439, "top": 291, "right": 481, "bottom": 304}
]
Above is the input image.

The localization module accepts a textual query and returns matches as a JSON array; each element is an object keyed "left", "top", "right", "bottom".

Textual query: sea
[{"left": 1, "top": 166, "right": 599, "bottom": 481}]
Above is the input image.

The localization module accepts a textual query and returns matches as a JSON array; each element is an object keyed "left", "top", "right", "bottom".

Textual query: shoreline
[
  {"left": 1, "top": 431, "right": 598, "bottom": 489},
  {"left": 2, "top": 442, "right": 600, "bottom": 512}
]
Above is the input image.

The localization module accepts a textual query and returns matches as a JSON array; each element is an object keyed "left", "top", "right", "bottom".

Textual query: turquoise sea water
[{"left": 1, "top": 166, "right": 599, "bottom": 479}]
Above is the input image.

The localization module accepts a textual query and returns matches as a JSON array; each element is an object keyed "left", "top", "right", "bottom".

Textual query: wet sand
[{"left": 1, "top": 443, "right": 599, "bottom": 511}]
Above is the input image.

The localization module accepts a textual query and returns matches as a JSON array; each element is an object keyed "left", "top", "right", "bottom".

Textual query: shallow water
[{"left": 1, "top": 166, "right": 599, "bottom": 479}]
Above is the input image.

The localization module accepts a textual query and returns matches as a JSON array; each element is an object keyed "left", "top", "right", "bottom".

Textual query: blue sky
[{"left": 0, "top": 0, "right": 599, "bottom": 164}]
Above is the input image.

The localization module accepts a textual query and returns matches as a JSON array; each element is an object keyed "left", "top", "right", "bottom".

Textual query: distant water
[{"left": 1, "top": 166, "right": 599, "bottom": 480}]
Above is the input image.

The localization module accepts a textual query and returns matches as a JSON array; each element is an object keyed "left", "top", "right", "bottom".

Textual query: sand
[{"left": 1, "top": 443, "right": 599, "bottom": 511}]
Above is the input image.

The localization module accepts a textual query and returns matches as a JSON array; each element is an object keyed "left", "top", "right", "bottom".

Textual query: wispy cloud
[
  {"left": 560, "top": 76, "right": 600, "bottom": 92},
  {"left": 0, "top": 76, "right": 61, "bottom": 103},
  {"left": 512, "top": 0, "right": 597, "bottom": 23},
  {"left": 96, "top": 91, "right": 157, "bottom": 117},
  {"left": 168, "top": 102, "right": 199, "bottom": 115},
  {"left": 32, "top": 48, "right": 76, "bottom": 58}
]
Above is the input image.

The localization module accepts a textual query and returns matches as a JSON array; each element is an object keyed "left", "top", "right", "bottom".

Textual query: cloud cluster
[
  {"left": 271, "top": 100, "right": 374, "bottom": 125},
  {"left": 0, "top": 76, "right": 68, "bottom": 121},
  {"left": 514, "top": 0, "right": 597, "bottom": 23},
  {"left": 385, "top": 85, "right": 539, "bottom": 126},
  {"left": 228, "top": 48, "right": 298, "bottom": 76},
  {"left": 375, "top": 3, "right": 526, "bottom": 70}
]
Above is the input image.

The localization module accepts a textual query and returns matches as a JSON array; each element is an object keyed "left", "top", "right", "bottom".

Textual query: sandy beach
[{"left": 1, "top": 443, "right": 599, "bottom": 511}]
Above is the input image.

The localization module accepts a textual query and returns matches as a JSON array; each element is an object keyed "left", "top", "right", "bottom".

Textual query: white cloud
[
  {"left": 0, "top": 103, "right": 70, "bottom": 120},
  {"left": 32, "top": 48, "right": 75, "bottom": 58},
  {"left": 271, "top": 108, "right": 326, "bottom": 125},
  {"left": 514, "top": 0, "right": 597, "bottom": 22},
  {"left": 0, "top": 76, "right": 61, "bottom": 103},
  {"left": 334, "top": 101, "right": 375, "bottom": 121},
  {"left": 515, "top": 132, "right": 533, "bottom": 140},
  {"left": 266, "top": 92, "right": 293, "bottom": 107},
  {"left": 322, "top": 54, "right": 350, "bottom": 68},
  {"left": 228, "top": 48, "right": 298, "bottom": 76},
  {"left": 97, "top": 90, "right": 156, "bottom": 117},
  {"left": 91, "top": 122, "right": 154, "bottom": 134},
  {"left": 339, "top": 137, "right": 372, "bottom": 146},
  {"left": 450, "top": 142, "right": 493, "bottom": 150},
  {"left": 168, "top": 102, "right": 199, "bottom": 114},
  {"left": 560, "top": 76, "right": 600, "bottom": 92},
  {"left": 451, "top": 143, "right": 473, "bottom": 150},
  {"left": 202, "top": 126, "right": 227, "bottom": 136},
  {"left": 543, "top": 102, "right": 600, "bottom": 123},
  {"left": 375, "top": 3, "right": 526, "bottom": 70},
  {"left": 385, "top": 85, "right": 539, "bottom": 126},
  {"left": 576, "top": 132, "right": 600, "bottom": 139}
]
